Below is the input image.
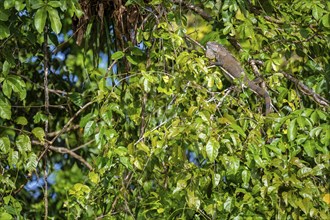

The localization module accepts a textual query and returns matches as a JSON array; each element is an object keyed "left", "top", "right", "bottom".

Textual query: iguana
[{"left": 205, "top": 42, "right": 271, "bottom": 115}]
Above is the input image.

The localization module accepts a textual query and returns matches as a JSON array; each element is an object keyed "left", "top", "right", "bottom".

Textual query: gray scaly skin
[{"left": 205, "top": 42, "right": 271, "bottom": 115}]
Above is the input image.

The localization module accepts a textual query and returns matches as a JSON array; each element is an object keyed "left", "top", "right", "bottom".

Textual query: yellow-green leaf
[
  {"left": 47, "top": 7, "right": 62, "bottom": 34},
  {"left": 32, "top": 127, "right": 45, "bottom": 143},
  {"left": 34, "top": 7, "right": 47, "bottom": 33}
]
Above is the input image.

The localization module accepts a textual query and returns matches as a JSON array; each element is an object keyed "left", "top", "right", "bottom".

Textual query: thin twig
[
  {"left": 11, "top": 104, "right": 66, "bottom": 109},
  {"left": 47, "top": 124, "right": 80, "bottom": 137},
  {"left": 43, "top": 23, "right": 50, "bottom": 220},
  {"left": 32, "top": 140, "right": 93, "bottom": 171},
  {"left": 71, "top": 139, "right": 95, "bottom": 152},
  {"left": 172, "top": 0, "right": 213, "bottom": 21},
  {"left": 50, "top": 101, "right": 94, "bottom": 144},
  {"left": 134, "top": 117, "right": 172, "bottom": 146},
  {"left": 281, "top": 71, "right": 330, "bottom": 107},
  {"left": 264, "top": 15, "right": 284, "bottom": 24},
  {"left": 184, "top": 34, "right": 205, "bottom": 50},
  {"left": 14, "top": 73, "right": 68, "bottom": 96}
]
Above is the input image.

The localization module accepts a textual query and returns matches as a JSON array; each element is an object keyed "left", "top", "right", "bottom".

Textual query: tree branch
[
  {"left": 50, "top": 101, "right": 94, "bottom": 144},
  {"left": 172, "top": 0, "right": 212, "bottom": 22},
  {"left": 47, "top": 124, "right": 80, "bottom": 137},
  {"left": 281, "top": 71, "right": 330, "bottom": 108},
  {"left": 43, "top": 23, "right": 50, "bottom": 220},
  {"left": 33, "top": 140, "right": 93, "bottom": 171}
]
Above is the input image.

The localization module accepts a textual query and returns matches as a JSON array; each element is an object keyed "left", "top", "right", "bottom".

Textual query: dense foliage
[{"left": 0, "top": 0, "right": 329, "bottom": 219}]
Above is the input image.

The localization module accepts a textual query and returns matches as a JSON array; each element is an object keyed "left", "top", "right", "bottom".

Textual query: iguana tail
[
  {"left": 264, "top": 93, "right": 271, "bottom": 115},
  {"left": 247, "top": 81, "right": 271, "bottom": 115}
]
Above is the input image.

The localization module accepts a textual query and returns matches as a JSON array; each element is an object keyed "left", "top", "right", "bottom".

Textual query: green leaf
[
  {"left": 0, "top": 212, "right": 13, "bottom": 220},
  {"left": 149, "top": 0, "right": 162, "bottom": 5},
  {"left": 33, "top": 111, "right": 47, "bottom": 123},
  {"left": 0, "top": 9, "right": 9, "bottom": 21},
  {"left": 225, "top": 156, "right": 240, "bottom": 175},
  {"left": 2, "top": 79, "right": 12, "bottom": 98},
  {"left": 0, "top": 22, "right": 10, "bottom": 39},
  {"left": 32, "top": 127, "right": 45, "bottom": 143},
  {"left": 297, "top": 167, "right": 312, "bottom": 178},
  {"left": 287, "top": 118, "right": 297, "bottom": 142},
  {"left": 142, "top": 78, "right": 150, "bottom": 93},
  {"left": 3, "top": 75, "right": 26, "bottom": 100},
  {"left": 224, "top": 196, "right": 234, "bottom": 212},
  {"left": 312, "top": 5, "right": 323, "bottom": 20},
  {"left": 230, "top": 123, "right": 246, "bottom": 138},
  {"left": 15, "top": 116, "right": 28, "bottom": 125},
  {"left": 302, "top": 140, "right": 315, "bottom": 157},
  {"left": 321, "top": 13, "right": 330, "bottom": 27},
  {"left": 316, "top": 109, "right": 328, "bottom": 121},
  {"left": 136, "top": 142, "right": 150, "bottom": 155},
  {"left": 25, "top": 153, "right": 37, "bottom": 172},
  {"left": 69, "top": 92, "right": 84, "bottom": 107},
  {"left": 47, "top": 7, "right": 62, "bottom": 34},
  {"left": 8, "top": 150, "right": 19, "bottom": 165},
  {"left": 31, "top": 0, "right": 45, "bottom": 9},
  {"left": 187, "top": 189, "right": 200, "bottom": 209},
  {"left": 205, "top": 137, "right": 219, "bottom": 161},
  {"left": 173, "top": 179, "right": 187, "bottom": 193},
  {"left": 16, "top": 135, "right": 31, "bottom": 152},
  {"left": 0, "top": 96, "right": 11, "bottom": 119},
  {"left": 80, "top": 113, "right": 94, "bottom": 127},
  {"left": 111, "top": 51, "right": 125, "bottom": 60},
  {"left": 89, "top": 172, "right": 100, "bottom": 184},
  {"left": 119, "top": 156, "right": 133, "bottom": 170},
  {"left": 34, "top": 7, "right": 47, "bottom": 33},
  {"left": 126, "top": 55, "right": 138, "bottom": 65},
  {"left": 0, "top": 136, "right": 10, "bottom": 153},
  {"left": 84, "top": 121, "right": 95, "bottom": 137},
  {"left": 242, "top": 169, "right": 251, "bottom": 185},
  {"left": 4, "top": 0, "right": 15, "bottom": 9},
  {"left": 2, "top": 60, "right": 10, "bottom": 76},
  {"left": 69, "top": 183, "right": 90, "bottom": 196},
  {"left": 114, "top": 146, "right": 127, "bottom": 156},
  {"left": 48, "top": 1, "right": 61, "bottom": 8},
  {"left": 15, "top": 1, "right": 25, "bottom": 11}
]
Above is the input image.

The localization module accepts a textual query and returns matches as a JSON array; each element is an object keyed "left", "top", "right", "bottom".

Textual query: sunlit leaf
[
  {"left": 0, "top": 23, "right": 10, "bottom": 39},
  {"left": 15, "top": 116, "right": 28, "bottom": 125},
  {"left": 111, "top": 51, "right": 125, "bottom": 60},
  {"left": 0, "top": 97, "right": 11, "bottom": 119},
  {"left": 0, "top": 136, "right": 10, "bottom": 153},
  {"left": 32, "top": 127, "right": 45, "bottom": 143},
  {"left": 25, "top": 153, "right": 37, "bottom": 172},
  {"left": 205, "top": 137, "right": 219, "bottom": 161},
  {"left": 287, "top": 118, "right": 297, "bottom": 142},
  {"left": 47, "top": 7, "right": 62, "bottom": 34},
  {"left": 16, "top": 135, "right": 31, "bottom": 152},
  {"left": 34, "top": 7, "right": 47, "bottom": 33},
  {"left": 224, "top": 196, "right": 234, "bottom": 212},
  {"left": 48, "top": 1, "right": 61, "bottom": 8},
  {"left": 89, "top": 172, "right": 100, "bottom": 184},
  {"left": 84, "top": 121, "right": 95, "bottom": 137}
]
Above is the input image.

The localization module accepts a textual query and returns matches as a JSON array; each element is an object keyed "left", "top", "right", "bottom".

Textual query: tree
[{"left": 0, "top": 0, "right": 329, "bottom": 219}]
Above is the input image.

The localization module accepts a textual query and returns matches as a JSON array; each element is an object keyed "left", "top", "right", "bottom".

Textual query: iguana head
[
  {"left": 205, "top": 42, "right": 217, "bottom": 59},
  {"left": 205, "top": 42, "right": 228, "bottom": 60}
]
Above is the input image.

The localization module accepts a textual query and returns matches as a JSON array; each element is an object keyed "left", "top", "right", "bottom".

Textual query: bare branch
[
  {"left": 71, "top": 139, "right": 95, "bottom": 152},
  {"left": 47, "top": 124, "right": 80, "bottom": 137},
  {"left": 172, "top": 0, "right": 212, "bottom": 22},
  {"left": 264, "top": 15, "right": 284, "bottom": 24},
  {"left": 43, "top": 24, "right": 50, "bottom": 220},
  {"left": 33, "top": 140, "right": 93, "bottom": 171},
  {"left": 50, "top": 101, "right": 94, "bottom": 144},
  {"left": 282, "top": 72, "right": 330, "bottom": 107}
]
